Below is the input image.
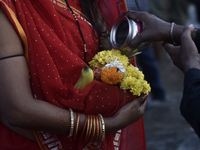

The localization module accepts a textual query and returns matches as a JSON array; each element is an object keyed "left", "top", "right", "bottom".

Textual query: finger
[
  {"left": 181, "top": 24, "right": 196, "bottom": 49},
  {"left": 139, "top": 98, "right": 148, "bottom": 113},
  {"left": 124, "top": 11, "right": 144, "bottom": 22},
  {"left": 124, "top": 11, "right": 139, "bottom": 20},
  {"left": 136, "top": 94, "right": 148, "bottom": 105},
  {"left": 163, "top": 42, "right": 179, "bottom": 56},
  {"left": 128, "top": 33, "right": 145, "bottom": 50}
]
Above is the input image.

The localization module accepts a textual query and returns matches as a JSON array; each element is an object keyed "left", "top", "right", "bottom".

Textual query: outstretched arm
[
  {"left": 162, "top": 25, "right": 200, "bottom": 138},
  {"left": 124, "top": 11, "right": 198, "bottom": 50}
]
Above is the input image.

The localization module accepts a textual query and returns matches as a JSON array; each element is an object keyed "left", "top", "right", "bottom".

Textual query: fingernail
[{"left": 142, "top": 94, "right": 148, "bottom": 100}]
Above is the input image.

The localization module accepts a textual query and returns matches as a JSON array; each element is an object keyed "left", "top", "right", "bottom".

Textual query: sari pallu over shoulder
[{"left": 0, "top": 0, "right": 145, "bottom": 149}]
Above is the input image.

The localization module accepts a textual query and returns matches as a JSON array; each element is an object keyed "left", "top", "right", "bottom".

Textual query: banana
[{"left": 74, "top": 66, "right": 94, "bottom": 90}]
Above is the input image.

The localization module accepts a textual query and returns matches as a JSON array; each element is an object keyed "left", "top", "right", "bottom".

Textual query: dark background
[{"left": 143, "top": 4, "right": 200, "bottom": 150}]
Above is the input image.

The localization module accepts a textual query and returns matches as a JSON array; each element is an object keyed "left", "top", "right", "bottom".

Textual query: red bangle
[
  {"left": 98, "top": 115, "right": 103, "bottom": 142},
  {"left": 84, "top": 115, "right": 92, "bottom": 141},
  {"left": 80, "top": 114, "right": 88, "bottom": 140},
  {"left": 84, "top": 115, "right": 90, "bottom": 141},
  {"left": 73, "top": 113, "right": 80, "bottom": 139},
  {"left": 94, "top": 116, "right": 99, "bottom": 141},
  {"left": 90, "top": 115, "right": 96, "bottom": 141}
]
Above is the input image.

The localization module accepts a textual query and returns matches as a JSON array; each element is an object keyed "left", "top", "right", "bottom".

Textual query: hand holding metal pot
[
  {"left": 121, "top": 11, "right": 172, "bottom": 50},
  {"left": 110, "top": 15, "right": 149, "bottom": 55},
  {"left": 121, "top": 11, "right": 199, "bottom": 50}
]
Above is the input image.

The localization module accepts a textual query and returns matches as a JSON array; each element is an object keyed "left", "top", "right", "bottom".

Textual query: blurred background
[
  {"left": 126, "top": 0, "right": 200, "bottom": 149},
  {"left": 142, "top": 2, "right": 200, "bottom": 150}
]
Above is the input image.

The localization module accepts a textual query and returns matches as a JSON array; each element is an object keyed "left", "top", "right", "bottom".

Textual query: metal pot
[{"left": 110, "top": 16, "right": 148, "bottom": 54}]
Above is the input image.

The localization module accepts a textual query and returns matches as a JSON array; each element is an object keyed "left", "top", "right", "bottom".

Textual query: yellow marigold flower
[
  {"left": 130, "top": 79, "right": 144, "bottom": 96},
  {"left": 126, "top": 65, "right": 144, "bottom": 79},
  {"left": 88, "top": 59, "right": 97, "bottom": 67},
  {"left": 142, "top": 81, "right": 151, "bottom": 94},
  {"left": 120, "top": 76, "right": 137, "bottom": 90},
  {"left": 120, "top": 75, "right": 151, "bottom": 96},
  {"left": 89, "top": 48, "right": 151, "bottom": 96},
  {"left": 112, "top": 49, "right": 129, "bottom": 66},
  {"left": 101, "top": 67, "right": 123, "bottom": 85}
]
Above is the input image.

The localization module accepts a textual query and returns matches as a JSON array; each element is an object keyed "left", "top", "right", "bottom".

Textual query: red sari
[{"left": 0, "top": 0, "right": 146, "bottom": 149}]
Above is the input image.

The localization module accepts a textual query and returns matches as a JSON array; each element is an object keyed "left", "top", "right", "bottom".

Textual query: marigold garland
[{"left": 89, "top": 49, "right": 151, "bottom": 96}]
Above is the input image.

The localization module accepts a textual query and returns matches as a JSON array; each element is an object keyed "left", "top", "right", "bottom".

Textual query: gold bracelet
[
  {"left": 87, "top": 115, "right": 93, "bottom": 141},
  {"left": 90, "top": 115, "right": 96, "bottom": 141},
  {"left": 95, "top": 116, "right": 100, "bottom": 141},
  {"left": 73, "top": 113, "right": 80, "bottom": 139},
  {"left": 98, "top": 114, "right": 105, "bottom": 143},
  {"left": 84, "top": 115, "right": 91, "bottom": 141},
  {"left": 67, "top": 108, "right": 74, "bottom": 138},
  {"left": 98, "top": 115, "right": 102, "bottom": 142}
]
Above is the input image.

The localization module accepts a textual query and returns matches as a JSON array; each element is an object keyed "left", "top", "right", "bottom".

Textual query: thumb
[
  {"left": 135, "top": 94, "right": 148, "bottom": 105},
  {"left": 181, "top": 24, "right": 195, "bottom": 47},
  {"left": 129, "top": 33, "right": 144, "bottom": 50},
  {"left": 124, "top": 11, "right": 141, "bottom": 21}
]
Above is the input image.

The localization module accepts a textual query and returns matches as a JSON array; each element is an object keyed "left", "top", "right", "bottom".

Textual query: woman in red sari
[{"left": 0, "top": 0, "right": 147, "bottom": 149}]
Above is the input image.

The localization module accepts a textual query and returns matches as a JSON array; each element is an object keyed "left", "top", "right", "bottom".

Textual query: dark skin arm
[
  {"left": 0, "top": 8, "right": 148, "bottom": 141},
  {"left": 163, "top": 25, "right": 200, "bottom": 74},
  {"left": 124, "top": 11, "right": 198, "bottom": 50}
]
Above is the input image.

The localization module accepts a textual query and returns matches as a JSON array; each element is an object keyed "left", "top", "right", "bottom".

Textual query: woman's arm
[{"left": 0, "top": 7, "right": 80, "bottom": 134}]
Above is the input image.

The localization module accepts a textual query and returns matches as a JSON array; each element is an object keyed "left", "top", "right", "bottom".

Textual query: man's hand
[
  {"left": 163, "top": 25, "right": 200, "bottom": 74},
  {"left": 124, "top": 11, "right": 171, "bottom": 50}
]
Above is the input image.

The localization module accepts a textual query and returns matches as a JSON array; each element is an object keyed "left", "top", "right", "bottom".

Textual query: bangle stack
[
  {"left": 170, "top": 22, "right": 178, "bottom": 46},
  {"left": 67, "top": 108, "right": 105, "bottom": 143}
]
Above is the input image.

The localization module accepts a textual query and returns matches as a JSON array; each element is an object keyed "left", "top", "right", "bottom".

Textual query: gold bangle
[
  {"left": 80, "top": 115, "right": 88, "bottom": 140},
  {"left": 90, "top": 115, "right": 96, "bottom": 141},
  {"left": 95, "top": 116, "right": 100, "bottom": 141},
  {"left": 87, "top": 115, "right": 93, "bottom": 141},
  {"left": 67, "top": 108, "right": 74, "bottom": 138},
  {"left": 98, "top": 114, "right": 105, "bottom": 142},
  {"left": 98, "top": 115, "right": 102, "bottom": 142},
  {"left": 84, "top": 115, "right": 90, "bottom": 141},
  {"left": 73, "top": 113, "right": 80, "bottom": 139}
]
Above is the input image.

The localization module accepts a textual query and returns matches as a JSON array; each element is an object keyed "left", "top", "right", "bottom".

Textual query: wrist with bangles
[{"left": 67, "top": 108, "right": 105, "bottom": 143}]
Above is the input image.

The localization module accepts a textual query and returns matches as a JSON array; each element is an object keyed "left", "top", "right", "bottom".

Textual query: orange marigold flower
[{"left": 101, "top": 67, "right": 123, "bottom": 85}]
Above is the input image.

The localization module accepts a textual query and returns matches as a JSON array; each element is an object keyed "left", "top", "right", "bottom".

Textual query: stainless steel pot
[{"left": 110, "top": 16, "right": 148, "bottom": 54}]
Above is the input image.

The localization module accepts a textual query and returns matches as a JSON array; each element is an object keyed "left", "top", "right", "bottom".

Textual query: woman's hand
[
  {"left": 105, "top": 94, "right": 148, "bottom": 133},
  {"left": 163, "top": 25, "right": 200, "bottom": 74},
  {"left": 124, "top": 11, "right": 171, "bottom": 50}
]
